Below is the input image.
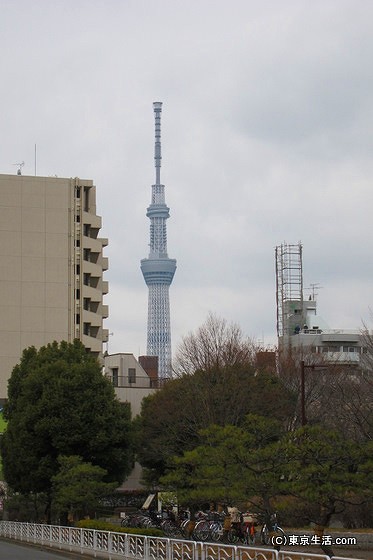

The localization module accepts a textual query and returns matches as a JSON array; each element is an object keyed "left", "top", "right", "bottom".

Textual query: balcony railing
[{"left": 106, "top": 375, "right": 168, "bottom": 389}]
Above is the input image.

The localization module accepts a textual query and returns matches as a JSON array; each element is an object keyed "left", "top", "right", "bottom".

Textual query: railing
[
  {"left": 107, "top": 375, "right": 169, "bottom": 389},
  {"left": 0, "top": 521, "right": 360, "bottom": 560}
]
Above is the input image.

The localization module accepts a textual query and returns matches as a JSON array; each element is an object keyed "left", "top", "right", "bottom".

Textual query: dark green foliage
[
  {"left": 2, "top": 491, "right": 48, "bottom": 522},
  {"left": 52, "top": 455, "right": 117, "bottom": 521},
  {"left": 281, "top": 425, "right": 373, "bottom": 521},
  {"left": 75, "top": 518, "right": 164, "bottom": 537},
  {"left": 160, "top": 415, "right": 286, "bottom": 507},
  {"left": 136, "top": 365, "right": 295, "bottom": 485},
  {"left": 1, "top": 340, "right": 133, "bottom": 497},
  {"left": 161, "top": 419, "right": 373, "bottom": 536}
]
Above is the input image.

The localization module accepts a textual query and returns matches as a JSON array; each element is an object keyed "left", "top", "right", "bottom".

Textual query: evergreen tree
[{"left": 1, "top": 340, "right": 133, "bottom": 518}]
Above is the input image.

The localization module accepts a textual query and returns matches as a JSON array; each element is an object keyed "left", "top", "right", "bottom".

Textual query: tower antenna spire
[
  {"left": 141, "top": 102, "right": 177, "bottom": 379},
  {"left": 153, "top": 101, "right": 162, "bottom": 185}
]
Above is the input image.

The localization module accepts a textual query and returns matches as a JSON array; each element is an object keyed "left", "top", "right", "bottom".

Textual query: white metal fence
[{"left": 0, "top": 521, "right": 360, "bottom": 560}]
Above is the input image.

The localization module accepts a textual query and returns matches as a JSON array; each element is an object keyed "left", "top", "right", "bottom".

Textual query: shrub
[{"left": 75, "top": 519, "right": 163, "bottom": 537}]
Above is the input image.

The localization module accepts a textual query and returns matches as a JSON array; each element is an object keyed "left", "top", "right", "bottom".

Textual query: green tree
[
  {"left": 160, "top": 419, "right": 373, "bottom": 554},
  {"left": 160, "top": 415, "right": 286, "bottom": 514},
  {"left": 136, "top": 315, "right": 295, "bottom": 487},
  {"left": 282, "top": 424, "right": 373, "bottom": 556},
  {"left": 52, "top": 455, "right": 117, "bottom": 522},
  {"left": 137, "top": 367, "right": 294, "bottom": 486},
  {"left": 1, "top": 340, "right": 133, "bottom": 519}
]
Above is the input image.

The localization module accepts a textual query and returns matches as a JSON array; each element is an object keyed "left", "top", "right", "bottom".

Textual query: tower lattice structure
[
  {"left": 141, "top": 102, "right": 176, "bottom": 378},
  {"left": 275, "top": 242, "right": 304, "bottom": 339}
]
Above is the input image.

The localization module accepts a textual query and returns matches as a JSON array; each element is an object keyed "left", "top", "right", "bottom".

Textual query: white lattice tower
[
  {"left": 275, "top": 242, "right": 304, "bottom": 338},
  {"left": 140, "top": 102, "right": 176, "bottom": 378}
]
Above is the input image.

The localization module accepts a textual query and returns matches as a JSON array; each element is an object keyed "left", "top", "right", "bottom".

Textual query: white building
[
  {"left": 276, "top": 242, "right": 365, "bottom": 366},
  {"left": 104, "top": 353, "right": 158, "bottom": 417}
]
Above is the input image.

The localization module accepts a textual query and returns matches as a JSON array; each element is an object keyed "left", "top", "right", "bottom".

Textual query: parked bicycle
[
  {"left": 260, "top": 511, "right": 286, "bottom": 545},
  {"left": 226, "top": 511, "right": 258, "bottom": 545},
  {"left": 120, "top": 509, "right": 162, "bottom": 529},
  {"left": 242, "top": 512, "right": 258, "bottom": 545}
]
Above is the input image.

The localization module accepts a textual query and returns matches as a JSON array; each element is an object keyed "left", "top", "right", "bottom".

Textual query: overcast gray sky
[{"left": 1, "top": 0, "right": 373, "bottom": 356}]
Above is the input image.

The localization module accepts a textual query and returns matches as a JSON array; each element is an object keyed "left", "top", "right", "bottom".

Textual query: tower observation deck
[{"left": 140, "top": 102, "right": 176, "bottom": 379}]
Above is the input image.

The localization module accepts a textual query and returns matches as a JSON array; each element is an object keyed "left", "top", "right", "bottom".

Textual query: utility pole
[
  {"left": 300, "top": 360, "right": 306, "bottom": 426},
  {"left": 300, "top": 360, "right": 327, "bottom": 426}
]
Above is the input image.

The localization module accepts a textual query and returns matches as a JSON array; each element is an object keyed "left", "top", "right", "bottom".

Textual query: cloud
[{"left": 1, "top": 0, "right": 373, "bottom": 358}]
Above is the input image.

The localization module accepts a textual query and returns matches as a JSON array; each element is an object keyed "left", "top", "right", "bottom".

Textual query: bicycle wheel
[
  {"left": 261, "top": 524, "right": 286, "bottom": 545},
  {"left": 194, "top": 519, "right": 210, "bottom": 541},
  {"left": 161, "top": 519, "right": 174, "bottom": 537},
  {"left": 227, "top": 529, "right": 240, "bottom": 544},
  {"left": 273, "top": 525, "right": 286, "bottom": 543},
  {"left": 260, "top": 524, "right": 270, "bottom": 545},
  {"left": 181, "top": 519, "right": 193, "bottom": 539},
  {"left": 210, "top": 521, "right": 224, "bottom": 542},
  {"left": 244, "top": 525, "right": 256, "bottom": 545}
]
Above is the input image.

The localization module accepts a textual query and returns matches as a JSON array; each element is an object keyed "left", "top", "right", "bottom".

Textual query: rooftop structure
[
  {"left": 275, "top": 242, "right": 364, "bottom": 365},
  {"left": 140, "top": 103, "right": 176, "bottom": 379}
]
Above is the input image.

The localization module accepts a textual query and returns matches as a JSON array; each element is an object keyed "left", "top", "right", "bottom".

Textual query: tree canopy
[
  {"left": 1, "top": 340, "right": 133, "bottom": 505},
  {"left": 136, "top": 316, "right": 295, "bottom": 486},
  {"left": 160, "top": 419, "right": 372, "bottom": 554},
  {"left": 160, "top": 414, "right": 286, "bottom": 508},
  {"left": 52, "top": 455, "right": 117, "bottom": 522}
]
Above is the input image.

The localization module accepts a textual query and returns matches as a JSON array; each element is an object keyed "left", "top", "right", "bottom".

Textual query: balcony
[
  {"left": 101, "top": 304, "right": 109, "bottom": 319},
  {"left": 101, "top": 256, "right": 109, "bottom": 271},
  {"left": 81, "top": 284, "right": 102, "bottom": 302},
  {"left": 82, "top": 309, "right": 102, "bottom": 328},
  {"left": 82, "top": 211, "right": 102, "bottom": 229},
  {"left": 82, "top": 334, "right": 103, "bottom": 354},
  {"left": 106, "top": 374, "right": 159, "bottom": 389},
  {"left": 102, "top": 281, "right": 109, "bottom": 295},
  {"left": 83, "top": 236, "right": 105, "bottom": 253},
  {"left": 82, "top": 260, "right": 102, "bottom": 277}
]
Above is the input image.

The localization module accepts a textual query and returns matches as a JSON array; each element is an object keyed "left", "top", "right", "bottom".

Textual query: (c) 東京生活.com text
[{"left": 270, "top": 534, "right": 357, "bottom": 547}]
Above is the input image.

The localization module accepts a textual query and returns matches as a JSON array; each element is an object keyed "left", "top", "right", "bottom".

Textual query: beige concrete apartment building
[{"left": 0, "top": 173, "right": 109, "bottom": 401}]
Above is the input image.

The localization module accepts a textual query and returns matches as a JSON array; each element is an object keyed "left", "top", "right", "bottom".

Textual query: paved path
[
  {"left": 280, "top": 545, "right": 372, "bottom": 559},
  {"left": 0, "top": 539, "right": 77, "bottom": 559}
]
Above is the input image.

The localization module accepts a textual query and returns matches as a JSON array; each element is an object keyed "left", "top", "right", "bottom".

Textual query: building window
[
  {"left": 112, "top": 367, "right": 118, "bottom": 387},
  {"left": 83, "top": 323, "right": 90, "bottom": 336},
  {"left": 83, "top": 273, "right": 90, "bottom": 286},
  {"left": 83, "top": 248, "right": 90, "bottom": 261},
  {"left": 83, "top": 298, "right": 90, "bottom": 311},
  {"left": 84, "top": 224, "right": 90, "bottom": 236},
  {"left": 128, "top": 368, "right": 136, "bottom": 384}
]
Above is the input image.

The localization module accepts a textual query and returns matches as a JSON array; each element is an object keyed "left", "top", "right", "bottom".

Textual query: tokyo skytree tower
[{"left": 140, "top": 102, "right": 176, "bottom": 379}]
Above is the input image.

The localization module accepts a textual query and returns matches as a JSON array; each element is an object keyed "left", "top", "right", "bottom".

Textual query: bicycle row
[{"left": 120, "top": 509, "right": 286, "bottom": 546}]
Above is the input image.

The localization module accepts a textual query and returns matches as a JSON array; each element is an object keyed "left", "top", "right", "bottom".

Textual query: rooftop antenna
[
  {"left": 13, "top": 161, "right": 25, "bottom": 175},
  {"left": 305, "top": 283, "right": 323, "bottom": 300}
]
